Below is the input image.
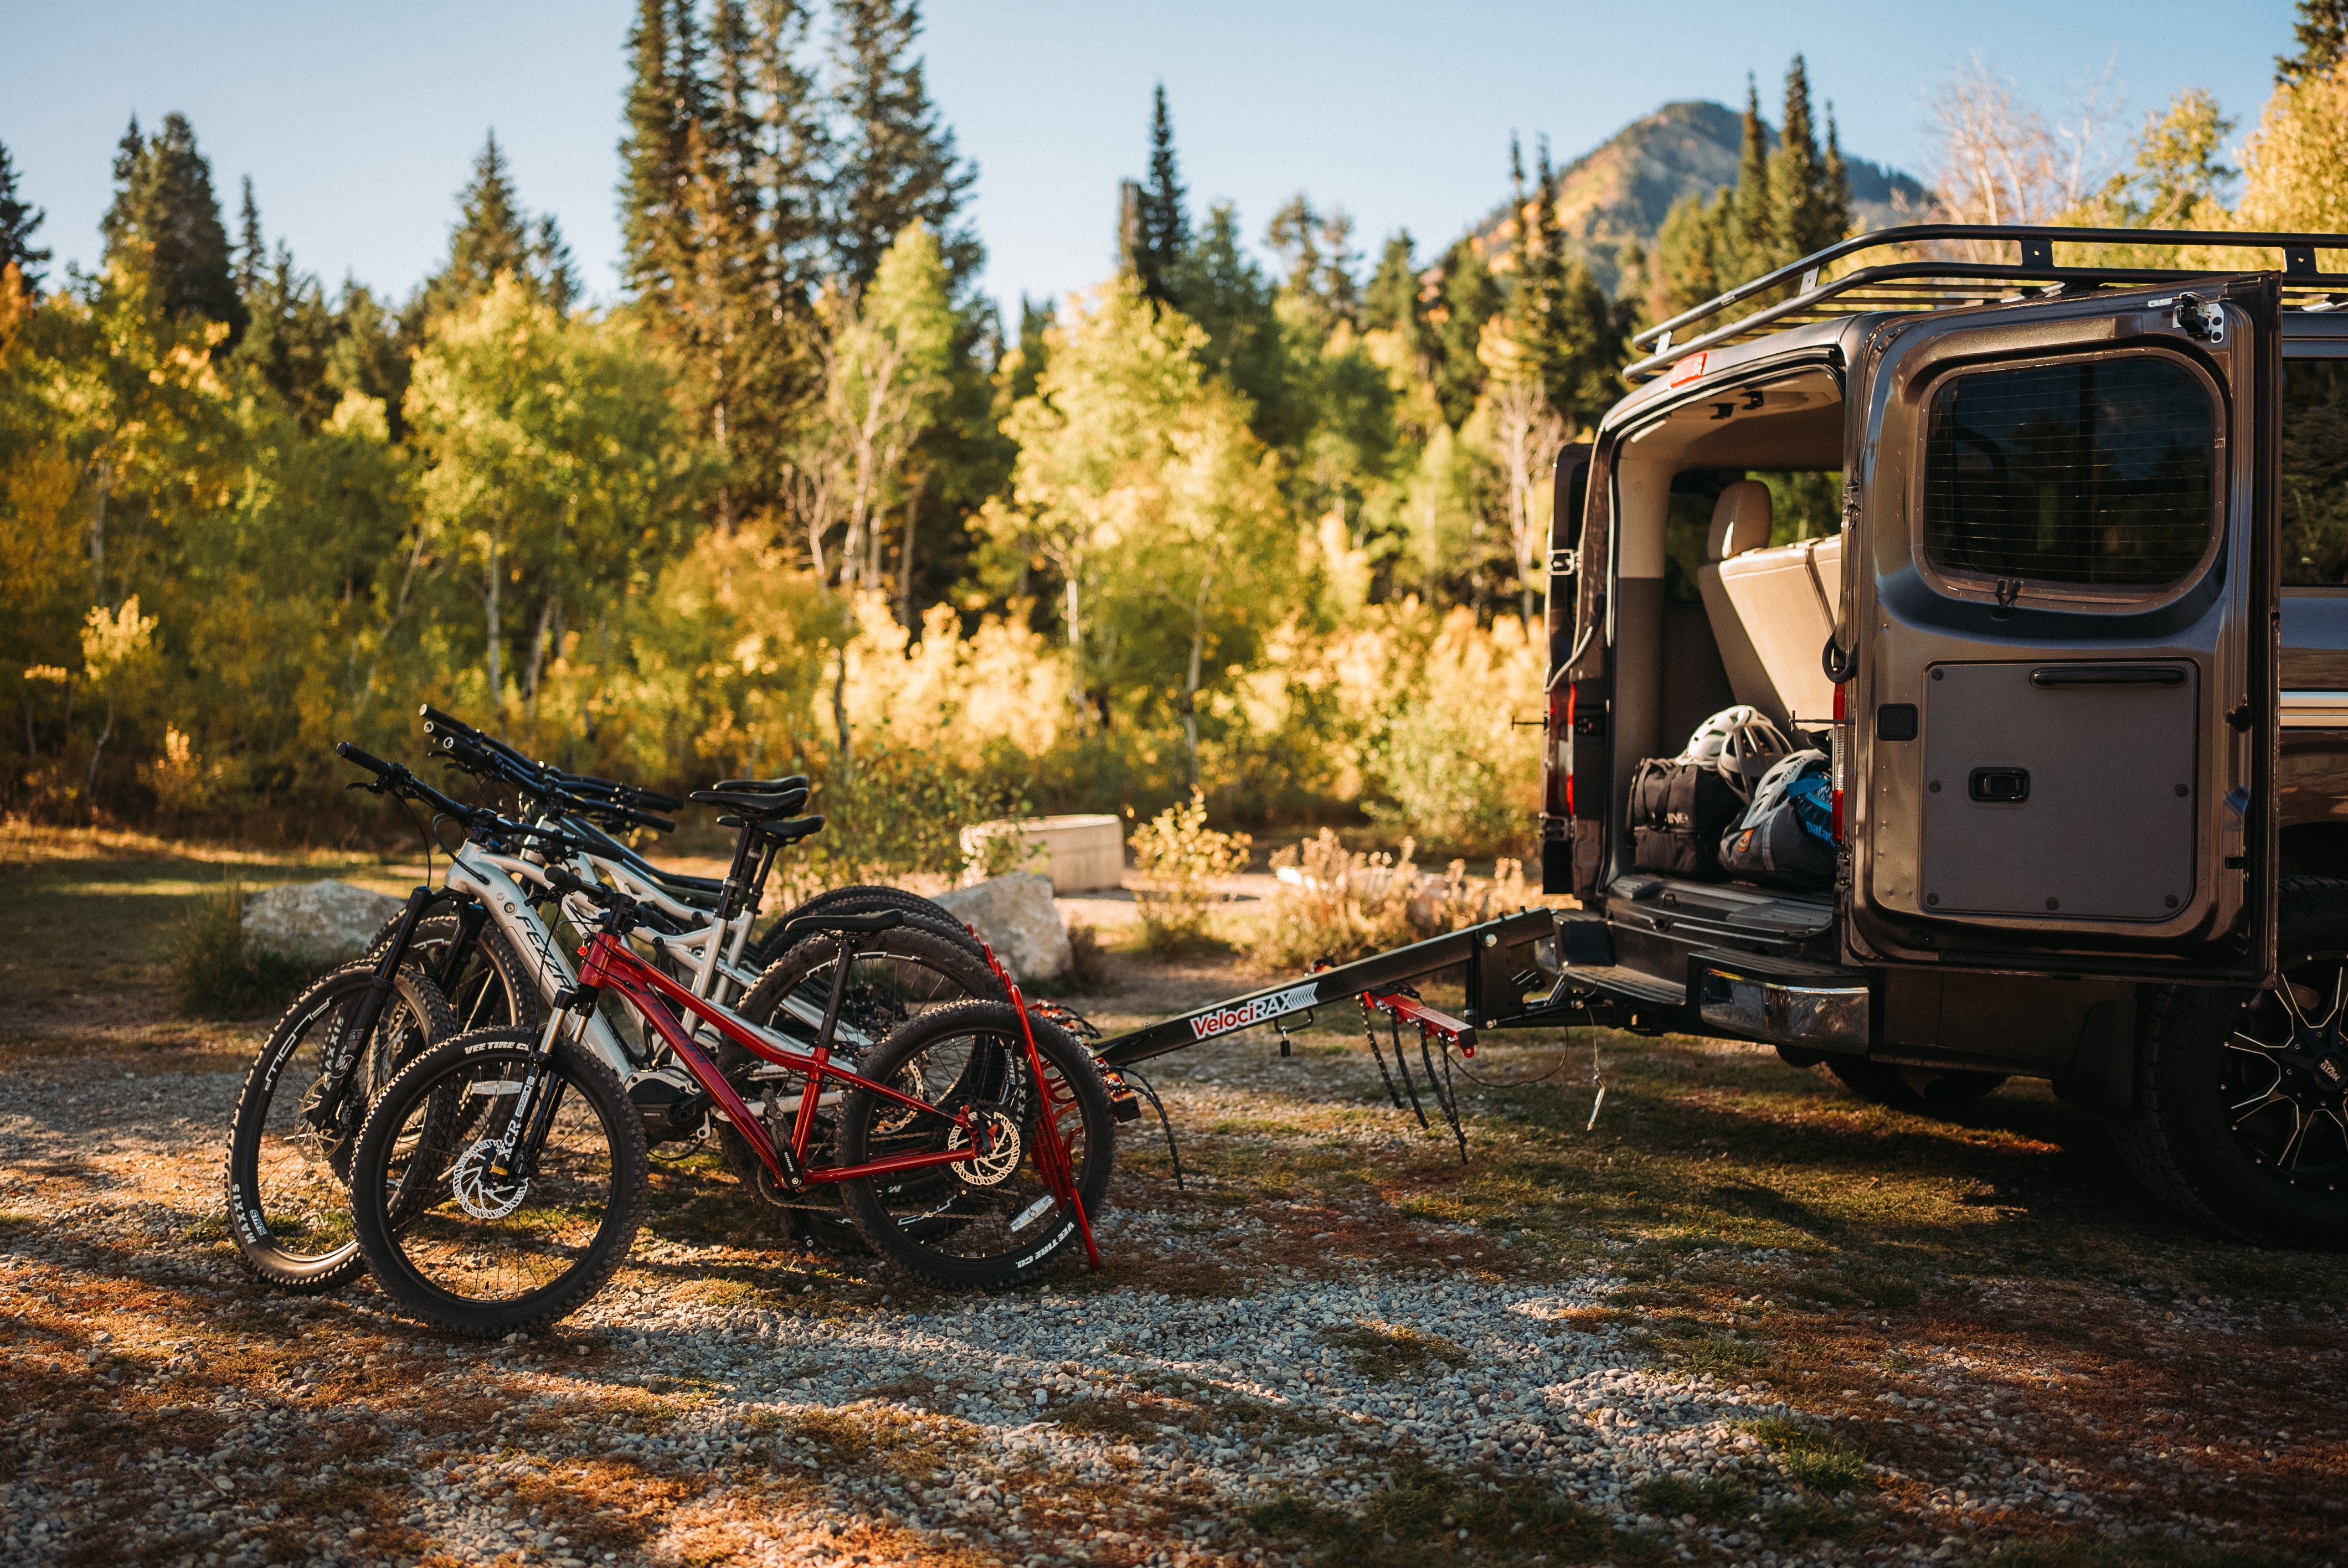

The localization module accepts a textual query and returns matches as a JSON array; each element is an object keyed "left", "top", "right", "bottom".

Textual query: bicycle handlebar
[
  {"left": 336, "top": 741, "right": 395, "bottom": 778},
  {"left": 418, "top": 707, "right": 678, "bottom": 833}
]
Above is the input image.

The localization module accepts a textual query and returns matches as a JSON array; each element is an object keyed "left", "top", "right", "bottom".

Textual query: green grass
[
  {"left": 1987, "top": 1534, "right": 2298, "bottom": 1568},
  {"left": 1319, "top": 1322, "right": 1472, "bottom": 1381},
  {"left": 1247, "top": 1456, "right": 1623, "bottom": 1566},
  {"left": 1633, "top": 1473, "right": 1752, "bottom": 1523},
  {"left": 1744, "top": 1415, "right": 1873, "bottom": 1493}
]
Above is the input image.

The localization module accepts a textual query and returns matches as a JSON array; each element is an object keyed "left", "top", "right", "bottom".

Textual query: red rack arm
[{"left": 1360, "top": 990, "right": 1479, "bottom": 1057}]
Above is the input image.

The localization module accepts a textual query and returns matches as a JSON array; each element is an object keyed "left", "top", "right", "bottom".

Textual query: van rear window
[{"left": 1920, "top": 356, "right": 2215, "bottom": 592}]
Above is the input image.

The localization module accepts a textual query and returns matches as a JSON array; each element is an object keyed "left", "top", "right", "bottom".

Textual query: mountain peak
[{"left": 1470, "top": 99, "right": 1927, "bottom": 295}]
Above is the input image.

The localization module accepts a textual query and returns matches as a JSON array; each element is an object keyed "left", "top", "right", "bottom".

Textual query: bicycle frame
[{"left": 572, "top": 927, "right": 988, "bottom": 1188}]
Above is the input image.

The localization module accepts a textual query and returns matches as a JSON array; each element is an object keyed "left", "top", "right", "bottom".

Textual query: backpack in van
[
  {"left": 1717, "top": 748, "right": 1835, "bottom": 886},
  {"left": 1629, "top": 756, "right": 1747, "bottom": 878}
]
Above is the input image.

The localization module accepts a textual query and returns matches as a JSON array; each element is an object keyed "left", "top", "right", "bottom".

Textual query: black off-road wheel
[{"left": 2112, "top": 875, "right": 2348, "bottom": 1249}]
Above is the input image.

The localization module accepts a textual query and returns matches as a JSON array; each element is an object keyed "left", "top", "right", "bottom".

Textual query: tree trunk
[
  {"left": 524, "top": 591, "right": 559, "bottom": 718},
  {"left": 1182, "top": 567, "right": 1216, "bottom": 790},
  {"left": 89, "top": 456, "right": 110, "bottom": 602},
  {"left": 483, "top": 535, "right": 503, "bottom": 716},
  {"left": 85, "top": 699, "right": 115, "bottom": 808},
  {"left": 832, "top": 641, "right": 853, "bottom": 783},
  {"left": 896, "top": 491, "right": 919, "bottom": 627},
  {"left": 713, "top": 399, "right": 734, "bottom": 534}
]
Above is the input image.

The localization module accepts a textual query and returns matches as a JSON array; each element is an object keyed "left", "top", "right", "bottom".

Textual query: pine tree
[
  {"left": 827, "top": 0, "right": 979, "bottom": 289},
  {"left": 620, "top": 0, "right": 694, "bottom": 307},
  {"left": 102, "top": 112, "right": 244, "bottom": 339},
  {"left": 2280, "top": 0, "right": 2348, "bottom": 85},
  {"left": 421, "top": 132, "right": 570, "bottom": 321},
  {"left": 1363, "top": 231, "right": 1420, "bottom": 337},
  {"left": 530, "top": 214, "right": 581, "bottom": 315},
  {"left": 751, "top": 0, "right": 830, "bottom": 291},
  {"left": 1174, "top": 202, "right": 1297, "bottom": 446},
  {"left": 1433, "top": 237, "right": 1500, "bottom": 427},
  {"left": 1729, "top": 78, "right": 1772, "bottom": 275},
  {"left": 1768, "top": 56, "right": 1844, "bottom": 267},
  {"left": 0, "top": 138, "right": 48, "bottom": 295},
  {"left": 235, "top": 240, "right": 343, "bottom": 429},
  {"left": 1133, "top": 83, "right": 1188, "bottom": 307},
  {"left": 235, "top": 177, "right": 265, "bottom": 297},
  {"left": 329, "top": 282, "right": 413, "bottom": 440}
]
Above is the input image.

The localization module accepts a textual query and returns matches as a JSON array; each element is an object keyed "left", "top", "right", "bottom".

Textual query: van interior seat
[{"left": 1693, "top": 480, "right": 1843, "bottom": 731}]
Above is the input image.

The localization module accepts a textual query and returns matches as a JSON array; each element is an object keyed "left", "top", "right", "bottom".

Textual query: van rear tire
[{"left": 2110, "top": 876, "right": 2348, "bottom": 1249}]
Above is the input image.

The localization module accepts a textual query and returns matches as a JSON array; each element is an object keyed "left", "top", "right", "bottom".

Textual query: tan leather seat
[{"left": 1695, "top": 481, "right": 1842, "bottom": 729}]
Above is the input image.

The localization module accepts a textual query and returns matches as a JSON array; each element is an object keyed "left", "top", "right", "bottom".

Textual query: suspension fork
[
  {"left": 309, "top": 884, "right": 448, "bottom": 1132},
  {"left": 495, "top": 996, "right": 581, "bottom": 1181},
  {"left": 432, "top": 899, "right": 492, "bottom": 1022}
]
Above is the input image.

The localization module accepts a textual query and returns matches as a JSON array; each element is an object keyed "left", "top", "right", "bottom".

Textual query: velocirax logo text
[{"left": 1188, "top": 981, "right": 1319, "bottom": 1041}]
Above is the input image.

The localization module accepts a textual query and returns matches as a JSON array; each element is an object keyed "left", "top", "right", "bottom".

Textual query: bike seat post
[{"left": 810, "top": 931, "right": 870, "bottom": 1065}]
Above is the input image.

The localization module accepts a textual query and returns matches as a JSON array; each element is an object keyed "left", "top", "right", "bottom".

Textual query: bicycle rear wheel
[
  {"left": 224, "top": 963, "right": 456, "bottom": 1292},
  {"left": 719, "top": 923, "right": 1003, "bottom": 1252},
  {"left": 349, "top": 1028, "right": 648, "bottom": 1336},
  {"left": 753, "top": 885, "right": 985, "bottom": 967},
  {"left": 836, "top": 1000, "right": 1114, "bottom": 1288},
  {"left": 372, "top": 911, "right": 546, "bottom": 1036}
]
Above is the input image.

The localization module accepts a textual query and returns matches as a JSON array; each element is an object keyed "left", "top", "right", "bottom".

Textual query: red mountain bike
[{"left": 347, "top": 862, "right": 1113, "bottom": 1336}]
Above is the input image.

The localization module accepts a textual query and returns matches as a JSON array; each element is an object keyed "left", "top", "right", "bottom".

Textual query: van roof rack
[{"left": 1624, "top": 222, "right": 2348, "bottom": 383}]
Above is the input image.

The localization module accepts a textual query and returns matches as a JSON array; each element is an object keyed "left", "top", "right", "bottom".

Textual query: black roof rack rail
[{"left": 1623, "top": 221, "right": 2348, "bottom": 383}]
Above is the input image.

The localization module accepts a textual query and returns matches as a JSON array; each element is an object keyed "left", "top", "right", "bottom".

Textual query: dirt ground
[{"left": 3, "top": 822, "right": 2345, "bottom": 1568}]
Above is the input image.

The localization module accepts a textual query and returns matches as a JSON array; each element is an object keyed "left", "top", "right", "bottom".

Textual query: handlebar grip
[
  {"left": 336, "top": 741, "right": 396, "bottom": 777},
  {"left": 617, "top": 806, "right": 677, "bottom": 834}
]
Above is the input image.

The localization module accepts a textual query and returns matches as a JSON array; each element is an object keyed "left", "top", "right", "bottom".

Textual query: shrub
[
  {"left": 171, "top": 881, "right": 328, "bottom": 1020},
  {"left": 1259, "top": 829, "right": 1424, "bottom": 969},
  {"left": 960, "top": 820, "right": 1050, "bottom": 883},
  {"left": 1257, "top": 834, "right": 1534, "bottom": 970},
  {"left": 785, "top": 740, "right": 1029, "bottom": 898},
  {"left": 1127, "top": 790, "right": 1252, "bottom": 954}
]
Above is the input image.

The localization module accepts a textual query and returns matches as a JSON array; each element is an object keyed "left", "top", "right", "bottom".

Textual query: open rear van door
[
  {"left": 1844, "top": 278, "right": 2280, "bottom": 982},
  {"left": 1541, "top": 442, "right": 1595, "bottom": 895}
]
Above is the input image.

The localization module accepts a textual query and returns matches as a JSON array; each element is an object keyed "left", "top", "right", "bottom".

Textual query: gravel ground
[{"left": 5, "top": 986, "right": 2346, "bottom": 1566}]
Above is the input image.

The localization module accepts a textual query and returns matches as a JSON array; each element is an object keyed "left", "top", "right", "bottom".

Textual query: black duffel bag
[{"left": 1629, "top": 756, "right": 1745, "bottom": 879}]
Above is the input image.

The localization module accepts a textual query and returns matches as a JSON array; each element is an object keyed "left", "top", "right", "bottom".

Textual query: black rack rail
[
  {"left": 1624, "top": 222, "right": 2348, "bottom": 383},
  {"left": 1091, "top": 907, "right": 1615, "bottom": 1070}
]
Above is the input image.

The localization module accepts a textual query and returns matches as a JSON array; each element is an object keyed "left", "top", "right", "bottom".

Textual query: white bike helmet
[{"left": 1678, "top": 704, "right": 1794, "bottom": 802}]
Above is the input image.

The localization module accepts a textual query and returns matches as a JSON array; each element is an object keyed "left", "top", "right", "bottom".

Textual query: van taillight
[
  {"left": 1545, "top": 684, "right": 1573, "bottom": 816},
  {"left": 1830, "top": 682, "right": 1847, "bottom": 842}
]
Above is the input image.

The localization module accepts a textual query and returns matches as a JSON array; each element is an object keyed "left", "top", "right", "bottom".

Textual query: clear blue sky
[{"left": 0, "top": 1, "right": 2302, "bottom": 323}]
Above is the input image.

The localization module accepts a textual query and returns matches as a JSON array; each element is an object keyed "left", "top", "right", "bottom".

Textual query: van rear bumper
[{"left": 1690, "top": 952, "right": 1870, "bottom": 1053}]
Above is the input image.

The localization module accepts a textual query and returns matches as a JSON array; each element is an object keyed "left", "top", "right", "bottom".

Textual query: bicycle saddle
[
  {"left": 712, "top": 775, "right": 810, "bottom": 795},
  {"left": 691, "top": 787, "right": 807, "bottom": 818},
  {"left": 775, "top": 907, "right": 905, "bottom": 945}
]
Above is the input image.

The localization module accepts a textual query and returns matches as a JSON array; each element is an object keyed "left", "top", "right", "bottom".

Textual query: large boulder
[
  {"left": 931, "top": 873, "right": 1072, "bottom": 984},
  {"left": 241, "top": 880, "right": 405, "bottom": 963}
]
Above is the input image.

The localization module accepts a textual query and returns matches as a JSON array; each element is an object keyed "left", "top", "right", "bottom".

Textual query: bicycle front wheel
[
  {"left": 836, "top": 1000, "right": 1114, "bottom": 1288},
  {"left": 224, "top": 963, "right": 456, "bottom": 1293},
  {"left": 349, "top": 1028, "right": 648, "bottom": 1336}
]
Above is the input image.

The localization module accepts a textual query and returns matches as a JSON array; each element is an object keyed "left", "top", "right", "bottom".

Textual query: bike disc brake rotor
[
  {"left": 450, "top": 1138, "right": 530, "bottom": 1219},
  {"left": 947, "top": 1108, "right": 1022, "bottom": 1187}
]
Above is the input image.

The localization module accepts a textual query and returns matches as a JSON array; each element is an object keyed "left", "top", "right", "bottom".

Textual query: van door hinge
[{"left": 1841, "top": 478, "right": 1861, "bottom": 528}]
